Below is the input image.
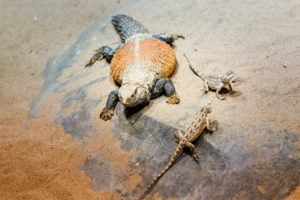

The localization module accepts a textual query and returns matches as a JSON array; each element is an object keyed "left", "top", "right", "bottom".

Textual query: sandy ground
[
  {"left": 0, "top": 1, "right": 124, "bottom": 199},
  {"left": 0, "top": 0, "right": 299, "bottom": 199}
]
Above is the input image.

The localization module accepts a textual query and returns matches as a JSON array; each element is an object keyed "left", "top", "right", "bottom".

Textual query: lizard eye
[
  {"left": 131, "top": 90, "right": 137, "bottom": 97},
  {"left": 132, "top": 88, "right": 138, "bottom": 96}
]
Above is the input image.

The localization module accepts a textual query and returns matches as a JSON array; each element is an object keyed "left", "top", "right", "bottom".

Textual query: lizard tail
[
  {"left": 139, "top": 144, "right": 183, "bottom": 200},
  {"left": 112, "top": 15, "right": 149, "bottom": 42},
  {"left": 183, "top": 53, "right": 205, "bottom": 81}
]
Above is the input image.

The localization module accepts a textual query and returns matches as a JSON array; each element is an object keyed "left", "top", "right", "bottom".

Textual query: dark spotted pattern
[{"left": 112, "top": 14, "right": 149, "bottom": 42}]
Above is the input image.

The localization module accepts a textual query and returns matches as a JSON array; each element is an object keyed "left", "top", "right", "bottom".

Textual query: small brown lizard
[
  {"left": 139, "top": 103, "right": 218, "bottom": 199},
  {"left": 184, "top": 54, "right": 235, "bottom": 100}
]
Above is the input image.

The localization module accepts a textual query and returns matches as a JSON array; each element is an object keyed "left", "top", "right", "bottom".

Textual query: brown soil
[
  {"left": 0, "top": 111, "right": 107, "bottom": 200},
  {"left": 0, "top": 1, "right": 134, "bottom": 199}
]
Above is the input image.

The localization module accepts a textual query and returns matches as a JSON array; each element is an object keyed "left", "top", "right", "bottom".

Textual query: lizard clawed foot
[
  {"left": 174, "top": 135, "right": 180, "bottom": 143},
  {"left": 166, "top": 93, "right": 180, "bottom": 104},
  {"left": 85, "top": 51, "right": 104, "bottom": 67},
  {"left": 99, "top": 107, "right": 114, "bottom": 121},
  {"left": 171, "top": 34, "right": 185, "bottom": 40},
  {"left": 216, "top": 93, "right": 225, "bottom": 100},
  {"left": 174, "top": 131, "right": 184, "bottom": 143},
  {"left": 207, "top": 119, "right": 218, "bottom": 132},
  {"left": 217, "top": 96, "right": 225, "bottom": 100},
  {"left": 192, "top": 153, "right": 200, "bottom": 163}
]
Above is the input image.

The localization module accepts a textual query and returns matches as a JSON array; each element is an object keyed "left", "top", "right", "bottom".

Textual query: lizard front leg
[
  {"left": 85, "top": 46, "right": 118, "bottom": 67},
  {"left": 100, "top": 89, "right": 119, "bottom": 121},
  {"left": 228, "top": 83, "right": 233, "bottom": 91},
  {"left": 203, "top": 80, "right": 209, "bottom": 93},
  {"left": 206, "top": 117, "right": 218, "bottom": 132},
  {"left": 175, "top": 131, "right": 184, "bottom": 143},
  {"left": 151, "top": 78, "right": 180, "bottom": 104},
  {"left": 216, "top": 84, "right": 225, "bottom": 100}
]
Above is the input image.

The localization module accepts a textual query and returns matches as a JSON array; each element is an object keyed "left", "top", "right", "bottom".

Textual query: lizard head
[
  {"left": 201, "top": 103, "right": 212, "bottom": 113},
  {"left": 118, "top": 84, "right": 150, "bottom": 107},
  {"left": 219, "top": 70, "right": 235, "bottom": 83}
]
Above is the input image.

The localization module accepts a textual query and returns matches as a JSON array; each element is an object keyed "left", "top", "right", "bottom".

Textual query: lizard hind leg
[
  {"left": 153, "top": 33, "right": 185, "bottom": 46},
  {"left": 185, "top": 142, "right": 199, "bottom": 163}
]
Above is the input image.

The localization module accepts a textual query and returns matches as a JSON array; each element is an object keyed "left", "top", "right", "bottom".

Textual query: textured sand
[{"left": 0, "top": 1, "right": 127, "bottom": 199}]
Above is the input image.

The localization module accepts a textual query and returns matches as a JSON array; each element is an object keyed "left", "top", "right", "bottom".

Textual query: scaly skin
[
  {"left": 85, "top": 15, "right": 184, "bottom": 121},
  {"left": 184, "top": 54, "right": 236, "bottom": 100},
  {"left": 139, "top": 103, "right": 218, "bottom": 200}
]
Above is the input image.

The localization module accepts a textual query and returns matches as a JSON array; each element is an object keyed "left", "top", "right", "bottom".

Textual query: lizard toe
[
  {"left": 172, "top": 34, "right": 185, "bottom": 40},
  {"left": 99, "top": 108, "right": 114, "bottom": 121},
  {"left": 166, "top": 93, "right": 180, "bottom": 104},
  {"left": 218, "top": 96, "right": 225, "bottom": 100}
]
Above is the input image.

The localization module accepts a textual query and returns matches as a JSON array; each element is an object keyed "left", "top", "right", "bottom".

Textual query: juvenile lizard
[
  {"left": 139, "top": 103, "right": 218, "bottom": 199},
  {"left": 184, "top": 54, "right": 235, "bottom": 100}
]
